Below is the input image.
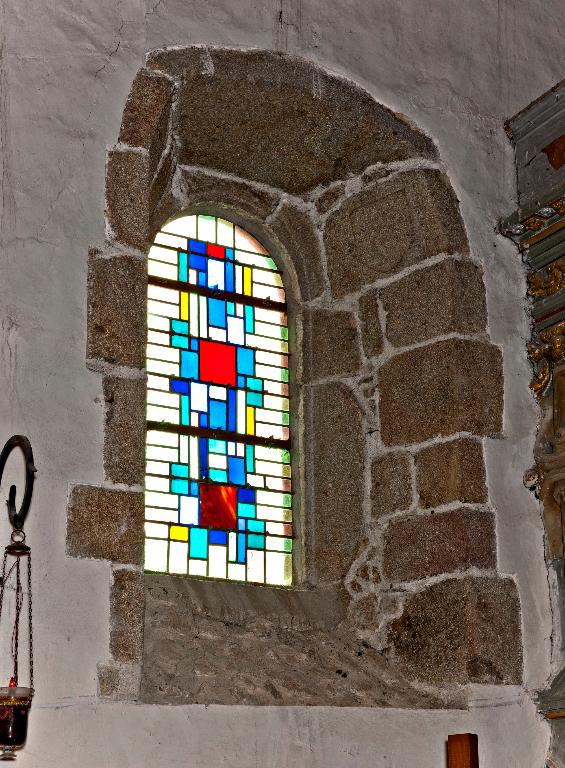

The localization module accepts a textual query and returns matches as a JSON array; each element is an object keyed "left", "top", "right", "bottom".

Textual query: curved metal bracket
[{"left": 0, "top": 436, "right": 36, "bottom": 531}]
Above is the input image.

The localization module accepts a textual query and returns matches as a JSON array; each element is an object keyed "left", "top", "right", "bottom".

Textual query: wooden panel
[{"left": 447, "top": 734, "right": 479, "bottom": 768}]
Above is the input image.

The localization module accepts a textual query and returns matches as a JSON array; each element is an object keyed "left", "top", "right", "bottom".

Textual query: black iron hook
[{"left": 0, "top": 436, "right": 36, "bottom": 531}]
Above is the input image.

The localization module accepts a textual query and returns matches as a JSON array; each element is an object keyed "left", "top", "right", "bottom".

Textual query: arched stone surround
[{"left": 66, "top": 46, "right": 522, "bottom": 706}]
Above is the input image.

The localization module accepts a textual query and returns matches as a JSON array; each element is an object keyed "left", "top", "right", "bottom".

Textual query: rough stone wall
[
  {"left": 1, "top": 0, "right": 561, "bottom": 764},
  {"left": 66, "top": 47, "right": 522, "bottom": 707}
]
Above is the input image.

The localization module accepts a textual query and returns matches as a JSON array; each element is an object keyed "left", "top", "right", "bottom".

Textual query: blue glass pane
[
  {"left": 210, "top": 530, "right": 227, "bottom": 545},
  {"left": 190, "top": 528, "right": 208, "bottom": 558},
  {"left": 179, "top": 252, "right": 188, "bottom": 282},
  {"left": 208, "top": 299, "right": 226, "bottom": 328},
  {"left": 248, "top": 534, "right": 265, "bottom": 549},
  {"left": 171, "top": 379, "right": 189, "bottom": 394},
  {"left": 181, "top": 351, "right": 199, "bottom": 379},
  {"left": 181, "top": 396, "right": 189, "bottom": 425},
  {"left": 189, "top": 253, "right": 206, "bottom": 270},
  {"left": 237, "top": 533, "right": 246, "bottom": 562},
  {"left": 237, "top": 348, "right": 254, "bottom": 375},
  {"left": 172, "top": 334, "right": 189, "bottom": 349},
  {"left": 189, "top": 239, "right": 206, "bottom": 254},
  {"left": 246, "top": 391, "right": 263, "bottom": 407},
  {"left": 171, "top": 320, "right": 189, "bottom": 335},
  {"left": 238, "top": 502, "right": 255, "bottom": 518},
  {"left": 210, "top": 401, "right": 227, "bottom": 430},
  {"left": 171, "top": 479, "right": 189, "bottom": 495},
  {"left": 228, "top": 390, "right": 237, "bottom": 432},
  {"left": 228, "top": 457, "right": 245, "bottom": 485}
]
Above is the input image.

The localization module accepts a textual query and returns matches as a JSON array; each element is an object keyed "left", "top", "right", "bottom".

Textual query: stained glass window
[{"left": 144, "top": 213, "right": 293, "bottom": 586}]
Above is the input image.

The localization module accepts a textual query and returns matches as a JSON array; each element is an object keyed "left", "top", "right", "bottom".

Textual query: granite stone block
[
  {"left": 383, "top": 508, "right": 496, "bottom": 582},
  {"left": 416, "top": 438, "right": 487, "bottom": 507},
  {"left": 379, "top": 339, "right": 503, "bottom": 445},
  {"left": 67, "top": 486, "right": 144, "bottom": 565}
]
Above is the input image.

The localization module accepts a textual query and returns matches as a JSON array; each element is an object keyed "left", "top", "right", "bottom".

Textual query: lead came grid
[{"left": 145, "top": 214, "right": 293, "bottom": 586}]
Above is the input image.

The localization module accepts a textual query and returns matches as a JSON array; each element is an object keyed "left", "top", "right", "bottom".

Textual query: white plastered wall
[{"left": 0, "top": 1, "right": 562, "bottom": 765}]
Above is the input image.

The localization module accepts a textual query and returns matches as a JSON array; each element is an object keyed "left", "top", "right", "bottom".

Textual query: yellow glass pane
[
  {"left": 246, "top": 406, "right": 255, "bottom": 435},
  {"left": 180, "top": 292, "right": 189, "bottom": 321},
  {"left": 243, "top": 266, "right": 252, "bottom": 295},
  {"left": 170, "top": 525, "right": 189, "bottom": 542}
]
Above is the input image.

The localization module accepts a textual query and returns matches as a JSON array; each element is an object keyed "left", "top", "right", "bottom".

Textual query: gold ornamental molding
[
  {"left": 528, "top": 258, "right": 565, "bottom": 299},
  {"left": 502, "top": 195, "right": 565, "bottom": 247},
  {"left": 528, "top": 322, "right": 565, "bottom": 399}
]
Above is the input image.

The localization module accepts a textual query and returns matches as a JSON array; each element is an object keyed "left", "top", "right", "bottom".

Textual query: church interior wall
[{"left": 0, "top": 1, "right": 563, "bottom": 765}]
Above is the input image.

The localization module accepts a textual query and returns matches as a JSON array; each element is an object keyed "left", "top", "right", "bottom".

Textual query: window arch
[{"left": 144, "top": 212, "right": 293, "bottom": 586}]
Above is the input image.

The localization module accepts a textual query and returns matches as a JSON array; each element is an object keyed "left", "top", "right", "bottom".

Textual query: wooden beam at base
[{"left": 447, "top": 734, "right": 479, "bottom": 768}]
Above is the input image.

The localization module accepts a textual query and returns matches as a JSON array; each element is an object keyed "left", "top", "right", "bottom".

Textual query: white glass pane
[
  {"left": 147, "top": 299, "right": 179, "bottom": 319},
  {"left": 209, "top": 453, "right": 227, "bottom": 469},
  {"left": 198, "top": 214, "right": 216, "bottom": 243},
  {"left": 162, "top": 214, "right": 197, "bottom": 239},
  {"left": 148, "top": 284, "right": 179, "bottom": 304},
  {"left": 217, "top": 218, "right": 234, "bottom": 247},
  {"left": 146, "top": 445, "right": 178, "bottom": 463},
  {"left": 149, "top": 260, "right": 177, "bottom": 281},
  {"left": 234, "top": 228, "right": 268, "bottom": 255},
  {"left": 145, "top": 538, "right": 168, "bottom": 572},
  {"left": 190, "top": 382, "right": 207, "bottom": 411},
  {"left": 208, "top": 326, "right": 227, "bottom": 343},
  {"left": 149, "top": 245, "right": 179, "bottom": 265},
  {"left": 247, "top": 549, "right": 265, "bottom": 583},
  {"left": 154, "top": 232, "right": 187, "bottom": 249},
  {"left": 189, "top": 559, "right": 207, "bottom": 576},
  {"left": 147, "top": 313, "right": 170, "bottom": 331},
  {"left": 145, "top": 491, "right": 178, "bottom": 509},
  {"left": 146, "top": 404, "right": 178, "bottom": 424},
  {"left": 228, "top": 563, "right": 246, "bottom": 581},
  {"left": 169, "top": 541, "right": 188, "bottom": 574},
  {"left": 179, "top": 496, "right": 199, "bottom": 526},
  {"left": 266, "top": 551, "right": 291, "bottom": 586},
  {"left": 265, "top": 477, "right": 291, "bottom": 491},
  {"left": 145, "top": 522, "right": 168, "bottom": 539},
  {"left": 146, "top": 460, "right": 168, "bottom": 476},
  {"left": 145, "top": 506, "right": 178, "bottom": 523},
  {"left": 252, "top": 283, "right": 285, "bottom": 303},
  {"left": 227, "top": 316, "right": 245, "bottom": 345},
  {"left": 146, "top": 359, "right": 179, "bottom": 377},
  {"left": 146, "top": 475, "right": 169, "bottom": 492},
  {"left": 245, "top": 334, "right": 287, "bottom": 353},
  {"left": 255, "top": 423, "right": 288, "bottom": 441},
  {"left": 208, "top": 259, "right": 224, "bottom": 290},
  {"left": 256, "top": 505, "right": 289, "bottom": 522},
  {"left": 208, "top": 545, "right": 227, "bottom": 579},
  {"left": 147, "top": 430, "right": 178, "bottom": 447},
  {"left": 148, "top": 390, "right": 179, "bottom": 408},
  {"left": 147, "top": 375, "right": 169, "bottom": 392}
]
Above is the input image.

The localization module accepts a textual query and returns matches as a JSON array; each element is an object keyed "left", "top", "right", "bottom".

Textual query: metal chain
[
  {"left": 0, "top": 546, "right": 33, "bottom": 689},
  {"left": 11, "top": 556, "right": 22, "bottom": 685},
  {"left": 0, "top": 549, "right": 7, "bottom": 625},
  {"left": 27, "top": 552, "right": 33, "bottom": 690}
]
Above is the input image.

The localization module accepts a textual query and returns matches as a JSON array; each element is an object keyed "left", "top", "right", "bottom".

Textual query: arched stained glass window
[{"left": 144, "top": 213, "right": 293, "bottom": 586}]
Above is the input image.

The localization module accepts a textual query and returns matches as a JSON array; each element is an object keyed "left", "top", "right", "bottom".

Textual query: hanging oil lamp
[{"left": 0, "top": 437, "right": 36, "bottom": 761}]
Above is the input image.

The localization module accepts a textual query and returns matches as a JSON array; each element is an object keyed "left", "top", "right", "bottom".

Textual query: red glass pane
[
  {"left": 207, "top": 243, "right": 225, "bottom": 259},
  {"left": 200, "top": 484, "right": 237, "bottom": 530},
  {"left": 199, "top": 340, "right": 236, "bottom": 386}
]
